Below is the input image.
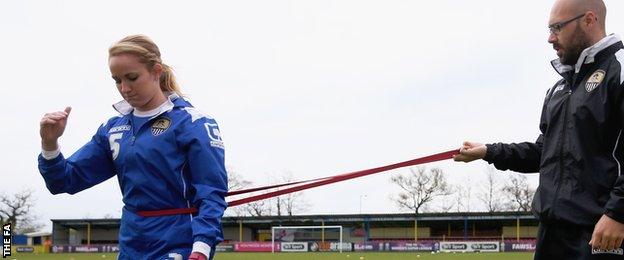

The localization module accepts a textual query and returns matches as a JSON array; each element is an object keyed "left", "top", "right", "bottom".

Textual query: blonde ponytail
[{"left": 159, "top": 63, "right": 182, "bottom": 96}]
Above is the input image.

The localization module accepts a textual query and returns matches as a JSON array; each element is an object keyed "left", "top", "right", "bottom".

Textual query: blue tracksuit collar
[{"left": 112, "top": 92, "right": 192, "bottom": 118}]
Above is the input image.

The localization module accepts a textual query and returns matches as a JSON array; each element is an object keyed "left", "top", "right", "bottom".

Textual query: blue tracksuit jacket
[{"left": 38, "top": 94, "right": 228, "bottom": 259}]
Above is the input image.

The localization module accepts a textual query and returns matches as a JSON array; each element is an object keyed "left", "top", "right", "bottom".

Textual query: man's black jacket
[{"left": 485, "top": 34, "right": 624, "bottom": 226}]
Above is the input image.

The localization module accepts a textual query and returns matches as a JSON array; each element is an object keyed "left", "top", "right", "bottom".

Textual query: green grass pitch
[{"left": 7, "top": 252, "right": 534, "bottom": 260}]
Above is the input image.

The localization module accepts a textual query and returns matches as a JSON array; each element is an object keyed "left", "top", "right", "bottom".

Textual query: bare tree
[
  {"left": 284, "top": 192, "right": 311, "bottom": 216},
  {"left": 477, "top": 167, "right": 505, "bottom": 212},
  {"left": 225, "top": 168, "right": 312, "bottom": 217},
  {"left": 272, "top": 172, "right": 311, "bottom": 216},
  {"left": 227, "top": 169, "right": 251, "bottom": 192},
  {"left": 436, "top": 176, "right": 474, "bottom": 213},
  {"left": 245, "top": 200, "right": 273, "bottom": 216},
  {"left": 225, "top": 167, "right": 273, "bottom": 217},
  {"left": 102, "top": 213, "right": 116, "bottom": 219},
  {"left": 437, "top": 193, "right": 456, "bottom": 213},
  {"left": 452, "top": 179, "right": 473, "bottom": 213},
  {"left": 502, "top": 173, "right": 535, "bottom": 212},
  {"left": 0, "top": 189, "right": 44, "bottom": 233},
  {"left": 274, "top": 192, "right": 309, "bottom": 216},
  {"left": 390, "top": 167, "right": 453, "bottom": 214}
]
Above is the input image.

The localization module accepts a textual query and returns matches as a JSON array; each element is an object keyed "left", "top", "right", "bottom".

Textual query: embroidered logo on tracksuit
[{"left": 151, "top": 118, "right": 171, "bottom": 136}]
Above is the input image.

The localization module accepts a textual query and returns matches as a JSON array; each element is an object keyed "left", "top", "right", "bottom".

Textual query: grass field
[{"left": 6, "top": 252, "right": 534, "bottom": 260}]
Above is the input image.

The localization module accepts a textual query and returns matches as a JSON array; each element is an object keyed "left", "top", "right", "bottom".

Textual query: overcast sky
[{"left": 2, "top": 0, "right": 624, "bottom": 231}]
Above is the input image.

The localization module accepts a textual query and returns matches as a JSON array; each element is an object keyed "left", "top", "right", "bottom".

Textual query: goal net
[{"left": 271, "top": 225, "right": 344, "bottom": 253}]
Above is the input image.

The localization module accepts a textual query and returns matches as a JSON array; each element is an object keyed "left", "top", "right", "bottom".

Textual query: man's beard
[{"left": 560, "top": 24, "right": 592, "bottom": 66}]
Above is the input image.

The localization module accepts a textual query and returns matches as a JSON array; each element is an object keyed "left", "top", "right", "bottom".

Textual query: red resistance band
[
  {"left": 137, "top": 207, "right": 198, "bottom": 217},
  {"left": 137, "top": 149, "right": 459, "bottom": 217},
  {"left": 229, "top": 149, "right": 459, "bottom": 206}
]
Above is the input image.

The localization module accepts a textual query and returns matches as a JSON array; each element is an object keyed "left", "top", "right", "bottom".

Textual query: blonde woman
[{"left": 38, "top": 35, "right": 227, "bottom": 260}]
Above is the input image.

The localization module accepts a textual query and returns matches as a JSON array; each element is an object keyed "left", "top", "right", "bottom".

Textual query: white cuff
[
  {"left": 41, "top": 148, "right": 60, "bottom": 160},
  {"left": 192, "top": 241, "right": 211, "bottom": 258}
]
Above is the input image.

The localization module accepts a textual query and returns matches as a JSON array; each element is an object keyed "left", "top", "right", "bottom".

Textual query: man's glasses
[{"left": 549, "top": 13, "right": 586, "bottom": 35}]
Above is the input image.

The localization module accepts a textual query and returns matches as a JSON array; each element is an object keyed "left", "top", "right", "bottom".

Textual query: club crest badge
[
  {"left": 151, "top": 118, "right": 171, "bottom": 136},
  {"left": 585, "top": 70, "right": 605, "bottom": 92}
]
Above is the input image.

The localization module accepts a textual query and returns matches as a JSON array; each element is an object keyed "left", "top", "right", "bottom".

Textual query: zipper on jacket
[
  {"left": 548, "top": 70, "right": 581, "bottom": 221},
  {"left": 129, "top": 119, "right": 137, "bottom": 146},
  {"left": 129, "top": 116, "right": 156, "bottom": 146},
  {"left": 548, "top": 87, "right": 572, "bottom": 221}
]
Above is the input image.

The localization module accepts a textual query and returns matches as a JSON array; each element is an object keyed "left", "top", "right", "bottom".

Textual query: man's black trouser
[{"left": 534, "top": 220, "right": 623, "bottom": 260}]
